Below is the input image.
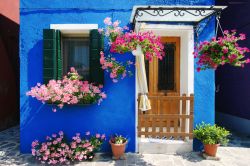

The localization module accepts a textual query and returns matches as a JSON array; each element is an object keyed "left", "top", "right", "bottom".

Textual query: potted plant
[
  {"left": 193, "top": 122, "right": 230, "bottom": 157},
  {"left": 109, "top": 134, "right": 127, "bottom": 160}
]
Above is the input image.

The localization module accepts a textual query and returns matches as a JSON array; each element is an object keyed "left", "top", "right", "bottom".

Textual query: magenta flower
[{"left": 195, "top": 30, "right": 250, "bottom": 70}]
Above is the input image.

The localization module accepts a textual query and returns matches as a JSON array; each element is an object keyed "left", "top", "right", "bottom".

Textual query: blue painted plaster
[{"left": 20, "top": 0, "right": 214, "bottom": 153}]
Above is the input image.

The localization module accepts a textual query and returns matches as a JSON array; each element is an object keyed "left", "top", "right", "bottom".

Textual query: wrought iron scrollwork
[{"left": 132, "top": 6, "right": 225, "bottom": 24}]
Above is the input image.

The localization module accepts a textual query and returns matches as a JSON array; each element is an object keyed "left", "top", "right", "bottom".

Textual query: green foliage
[
  {"left": 110, "top": 134, "right": 127, "bottom": 144},
  {"left": 193, "top": 122, "right": 230, "bottom": 145}
]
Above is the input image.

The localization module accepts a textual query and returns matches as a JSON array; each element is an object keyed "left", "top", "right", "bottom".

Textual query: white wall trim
[{"left": 50, "top": 24, "right": 98, "bottom": 36}]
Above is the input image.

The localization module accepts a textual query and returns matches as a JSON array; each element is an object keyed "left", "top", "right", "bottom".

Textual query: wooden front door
[{"left": 146, "top": 37, "right": 180, "bottom": 115}]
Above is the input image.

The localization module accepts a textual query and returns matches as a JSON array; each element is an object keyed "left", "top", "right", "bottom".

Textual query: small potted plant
[
  {"left": 109, "top": 134, "right": 127, "bottom": 160},
  {"left": 193, "top": 122, "right": 230, "bottom": 157}
]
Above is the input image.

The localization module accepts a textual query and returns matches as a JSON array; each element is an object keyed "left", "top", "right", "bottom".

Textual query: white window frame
[{"left": 50, "top": 24, "right": 98, "bottom": 37}]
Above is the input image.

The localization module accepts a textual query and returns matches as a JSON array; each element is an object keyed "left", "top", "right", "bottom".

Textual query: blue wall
[{"left": 20, "top": 0, "right": 214, "bottom": 153}]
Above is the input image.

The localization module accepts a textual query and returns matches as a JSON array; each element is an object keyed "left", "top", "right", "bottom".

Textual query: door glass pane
[
  {"left": 158, "top": 43, "right": 175, "bottom": 91},
  {"left": 63, "top": 37, "right": 89, "bottom": 80}
]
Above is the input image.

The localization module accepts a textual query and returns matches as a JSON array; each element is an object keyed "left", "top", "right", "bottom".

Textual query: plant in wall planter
[
  {"left": 109, "top": 134, "right": 128, "bottom": 160},
  {"left": 193, "top": 122, "right": 230, "bottom": 157},
  {"left": 31, "top": 131, "right": 105, "bottom": 165},
  {"left": 98, "top": 17, "right": 165, "bottom": 83},
  {"left": 195, "top": 30, "right": 250, "bottom": 72},
  {"left": 26, "top": 67, "right": 107, "bottom": 112}
]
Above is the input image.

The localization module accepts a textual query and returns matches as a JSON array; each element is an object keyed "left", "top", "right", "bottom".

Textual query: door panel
[{"left": 146, "top": 37, "right": 180, "bottom": 116}]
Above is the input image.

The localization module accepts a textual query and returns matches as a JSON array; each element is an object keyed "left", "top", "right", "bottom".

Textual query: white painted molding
[{"left": 50, "top": 24, "right": 98, "bottom": 36}]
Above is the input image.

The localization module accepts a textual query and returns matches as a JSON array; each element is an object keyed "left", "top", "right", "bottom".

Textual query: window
[
  {"left": 43, "top": 28, "right": 104, "bottom": 85},
  {"left": 62, "top": 37, "right": 90, "bottom": 80}
]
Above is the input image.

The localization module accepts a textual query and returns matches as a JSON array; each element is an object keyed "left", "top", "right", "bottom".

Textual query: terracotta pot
[
  {"left": 109, "top": 140, "right": 127, "bottom": 160},
  {"left": 204, "top": 144, "right": 220, "bottom": 157}
]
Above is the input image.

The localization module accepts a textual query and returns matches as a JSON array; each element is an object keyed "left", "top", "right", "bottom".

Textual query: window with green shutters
[{"left": 43, "top": 28, "right": 104, "bottom": 85}]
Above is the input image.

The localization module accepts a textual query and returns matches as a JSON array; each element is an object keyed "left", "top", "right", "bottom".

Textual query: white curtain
[{"left": 132, "top": 45, "right": 151, "bottom": 112}]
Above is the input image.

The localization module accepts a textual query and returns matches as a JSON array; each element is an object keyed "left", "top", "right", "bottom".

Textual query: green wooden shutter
[
  {"left": 43, "top": 29, "right": 57, "bottom": 84},
  {"left": 43, "top": 29, "right": 62, "bottom": 83},
  {"left": 89, "top": 29, "right": 104, "bottom": 85}
]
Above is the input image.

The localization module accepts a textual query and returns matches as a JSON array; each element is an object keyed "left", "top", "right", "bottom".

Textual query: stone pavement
[{"left": 0, "top": 126, "right": 250, "bottom": 166}]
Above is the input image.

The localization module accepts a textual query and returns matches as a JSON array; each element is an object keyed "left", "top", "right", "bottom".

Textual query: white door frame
[{"left": 134, "top": 24, "right": 194, "bottom": 152}]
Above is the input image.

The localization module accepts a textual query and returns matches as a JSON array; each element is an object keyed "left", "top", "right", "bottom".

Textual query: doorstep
[{"left": 138, "top": 138, "right": 193, "bottom": 154}]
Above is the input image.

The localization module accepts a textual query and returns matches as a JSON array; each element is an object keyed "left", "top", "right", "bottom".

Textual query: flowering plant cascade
[
  {"left": 31, "top": 131, "right": 105, "bottom": 165},
  {"left": 195, "top": 30, "right": 250, "bottom": 71},
  {"left": 111, "top": 31, "right": 164, "bottom": 61},
  {"left": 26, "top": 68, "right": 106, "bottom": 111},
  {"left": 100, "top": 51, "right": 133, "bottom": 83},
  {"left": 98, "top": 17, "right": 164, "bottom": 82}
]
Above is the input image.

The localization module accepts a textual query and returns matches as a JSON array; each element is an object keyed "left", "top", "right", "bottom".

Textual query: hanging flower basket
[
  {"left": 195, "top": 30, "right": 250, "bottom": 71},
  {"left": 98, "top": 17, "right": 165, "bottom": 82},
  {"left": 26, "top": 67, "right": 107, "bottom": 112}
]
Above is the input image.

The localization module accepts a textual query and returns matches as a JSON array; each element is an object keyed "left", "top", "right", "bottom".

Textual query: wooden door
[{"left": 146, "top": 37, "right": 180, "bottom": 116}]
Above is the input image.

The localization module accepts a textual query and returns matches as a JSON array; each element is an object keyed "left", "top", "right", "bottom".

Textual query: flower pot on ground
[
  {"left": 193, "top": 122, "right": 230, "bottom": 157},
  {"left": 109, "top": 135, "right": 127, "bottom": 160}
]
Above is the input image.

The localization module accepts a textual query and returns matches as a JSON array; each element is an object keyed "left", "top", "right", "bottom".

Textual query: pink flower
[
  {"left": 53, "top": 140, "right": 58, "bottom": 145},
  {"left": 113, "top": 20, "right": 120, "bottom": 27},
  {"left": 197, "top": 67, "right": 201, "bottom": 72},
  {"left": 104, "top": 17, "right": 112, "bottom": 25},
  {"left": 59, "top": 131, "right": 64, "bottom": 136},
  {"left": 52, "top": 108, "right": 57, "bottom": 112},
  {"left": 100, "top": 93, "right": 107, "bottom": 99},
  {"left": 112, "top": 79, "right": 118, "bottom": 83},
  {"left": 239, "top": 33, "right": 246, "bottom": 40},
  {"left": 76, "top": 138, "right": 81, "bottom": 143},
  {"left": 98, "top": 28, "right": 104, "bottom": 34},
  {"left": 222, "top": 48, "right": 228, "bottom": 54},
  {"left": 43, "top": 156, "right": 48, "bottom": 161},
  {"left": 96, "top": 134, "right": 101, "bottom": 138},
  {"left": 246, "top": 59, "right": 250, "bottom": 63},
  {"left": 52, "top": 134, "right": 57, "bottom": 138},
  {"left": 85, "top": 131, "right": 90, "bottom": 135},
  {"left": 71, "top": 142, "right": 76, "bottom": 149},
  {"left": 83, "top": 142, "right": 91, "bottom": 148},
  {"left": 70, "top": 67, "right": 76, "bottom": 73},
  {"left": 123, "top": 26, "right": 129, "bottom": 30},
  {"left": 31, "top": 149, "right": 36, "bottom": 156}
]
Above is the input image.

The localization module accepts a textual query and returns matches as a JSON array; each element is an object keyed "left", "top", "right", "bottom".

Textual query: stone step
[{"left": 138, "top": 138, "right": 193, "bottom": 154}]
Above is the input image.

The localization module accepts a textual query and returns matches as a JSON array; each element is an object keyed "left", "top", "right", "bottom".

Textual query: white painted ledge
[{"left": 50, "top": 24, "right": 98, "bottom": 36}]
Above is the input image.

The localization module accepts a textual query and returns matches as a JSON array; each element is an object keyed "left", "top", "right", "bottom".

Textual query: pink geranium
[
  {"left": 31, "top": 131, "right": 105, "bottom": 164},
  {"left": 110, "top": 31, "right": 165, "bottom": 61},
  {"left": 99, "top": 51, "right": 133, "bottom": 83},
  {"left": 26, "top": 68, "right": 106, "bottom": 111}
]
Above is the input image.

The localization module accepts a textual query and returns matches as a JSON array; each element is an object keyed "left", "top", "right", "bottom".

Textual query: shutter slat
[
  {"left": 89, "top": 29, "right": 104, "bottom": 85},
  {"left": 56, "top": 31, "right": 62, "bottom": 80}
]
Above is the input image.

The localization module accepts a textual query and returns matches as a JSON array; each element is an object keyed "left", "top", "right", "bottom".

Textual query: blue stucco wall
[{"left": 20, "top": 0, "right": 214, "bottom": 153}]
